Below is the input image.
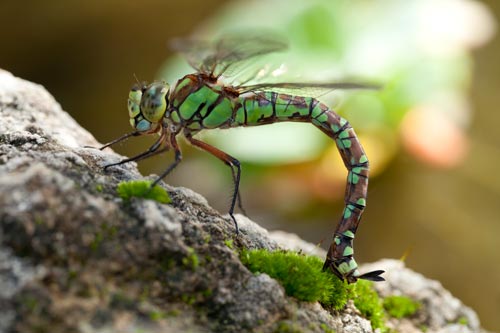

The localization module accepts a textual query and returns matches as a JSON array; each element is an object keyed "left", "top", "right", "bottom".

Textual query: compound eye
[{"left": 140, "top": 83, "right": 169, "bottom": 122}]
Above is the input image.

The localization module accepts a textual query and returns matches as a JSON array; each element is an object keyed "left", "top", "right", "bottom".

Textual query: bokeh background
[{"left": 1, "top": 0, "right": 499, "bottom": 330}]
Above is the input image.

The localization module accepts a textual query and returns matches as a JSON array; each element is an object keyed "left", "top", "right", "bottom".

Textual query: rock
[
  {"left": 0, "top": 70, "right": 489, "bottom": 333},
  {"left": 364, "top": 260, "right": 482, "bottom": 333}
]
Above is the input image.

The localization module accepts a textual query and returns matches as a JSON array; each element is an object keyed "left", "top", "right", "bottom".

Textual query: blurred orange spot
[{"left": 400, "top": 106, "right": 469, "bottom": 168}]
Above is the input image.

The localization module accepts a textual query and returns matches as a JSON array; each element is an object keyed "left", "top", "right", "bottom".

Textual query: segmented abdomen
[{"left": 233, "top": 91, "right": 369, "bottom": 279}]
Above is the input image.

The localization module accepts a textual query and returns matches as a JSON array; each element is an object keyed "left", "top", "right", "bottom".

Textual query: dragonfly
[{"left": 96, "top": 34, "right": 384, "bottom": 283}]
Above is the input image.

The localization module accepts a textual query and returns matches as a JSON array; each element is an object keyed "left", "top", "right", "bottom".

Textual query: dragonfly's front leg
[
  {"left": 84, "top": 131, "right": 142, "bottom": 150},
  {"left": 184, "top": 132, "right": 243, "bottom": 234},
  {"left": 103, "top": 131, "right": 168, "bottom": 170}
]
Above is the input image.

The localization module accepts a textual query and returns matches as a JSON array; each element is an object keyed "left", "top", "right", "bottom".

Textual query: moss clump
[
  {"left": 383, "top": 295, "right": 420, "bottom": 319},
  {"left": 240, "top": 249, "right": 349, "bottom": 309},
  {"left": 352, "top": 280, "right": 386, "bottom": 332},
  {"left": 319, "top": 323, "right": 335, "bottom": 333},
  {"left": 224, "top": 239, "right": 234, "bottom": 249},
  {"left": 149, "top": 310, "right": 167, "bottom": 321},
  {"left": 240, "top": 249, "right": 390, "bottom": 331},
  {"left": 181, "top": 247, "right": 199, "bottom": 270},
  {"left": 89, "top": 222, "right": 118, "bottom": 252},
  {"left": 117, "top": 180, "right": 171, "bottom": 204},
  {"left": 273, "top": 321, "right": 303, "bottom": 333}
]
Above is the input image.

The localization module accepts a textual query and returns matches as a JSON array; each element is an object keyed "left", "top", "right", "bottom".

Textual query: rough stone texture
[
  {"left": 0, "top": 69, "right": 489, "bottom": 333},
  {"left": 364, "top": 260, "right": 483, "bottom": 333}
]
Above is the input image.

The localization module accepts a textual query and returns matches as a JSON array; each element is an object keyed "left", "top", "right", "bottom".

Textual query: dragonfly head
[{"left": 128, "top": 82, "right": 170, "bottom": 133}]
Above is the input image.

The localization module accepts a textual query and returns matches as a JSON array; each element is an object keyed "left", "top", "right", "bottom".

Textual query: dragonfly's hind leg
[
  {"left": 185, "top": 133, "right": 244, "bottom": 234},
  {"left": 229, "top": 167, "right": 248, "bottom": 216}
]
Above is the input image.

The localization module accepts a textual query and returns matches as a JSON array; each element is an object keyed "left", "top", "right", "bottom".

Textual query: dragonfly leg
[
  {"left": 185, "top": 133, "right": 242, "bottom": 234},
  {"left": 150, "top": 133, "right": 183, "bottom": 188},
  {"left": 84, "top": 131, "right": 141, "bottom": 150},
  {"left": 104, "top": 132, "right": 168, "bottom": 170},
  {"left": 103, "top": 146, "right": 169, "bottom": 170},
  {"left": 229, "top": 166, "right": 247, "bottom": 216}
]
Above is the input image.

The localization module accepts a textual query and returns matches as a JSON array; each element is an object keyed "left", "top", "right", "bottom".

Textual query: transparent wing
[
  {"left": 237, "top": 82, "right": 382, "bottom": 98},
  {"left": 170, "top": 32, "right": 288, "bottom": 77}
]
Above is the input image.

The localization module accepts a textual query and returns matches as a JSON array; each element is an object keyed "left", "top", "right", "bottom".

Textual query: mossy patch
[
  {"left": 383, "top": 295, "right": 420, "bottom": 319},
  {"left": 89, "top": 222, "right": 118, "bottom": 252},
  {"left": 352, "top": 280, "right": 386, "bottom": 331},
  {"left": 148, "top": 309, "right": 179, "bottom": 321},
  {"left": 117, "top": 180, "right": 171, "bottom": 204},
  {"left": 240, "top": 249, "right": 349, "bottom": 309},
  {"left": 181, "top": 247, "right": 199, "bottom": 270},
  {"left": 319, "top": 323, "right": 335, "bottom": 333},
  {"left": 240, "top": 249, "right": 389, "bottom": 331},
  {"left": 273, "top": 321, "right": 303, "bottom": 333},
  {"left": 224, "top": 239, "right": 234, "bottom": 249}
]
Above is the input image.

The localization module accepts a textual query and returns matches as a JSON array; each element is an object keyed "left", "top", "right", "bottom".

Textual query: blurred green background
[{"left": 1, "top": 0, "right": 499, "bottom": 330}]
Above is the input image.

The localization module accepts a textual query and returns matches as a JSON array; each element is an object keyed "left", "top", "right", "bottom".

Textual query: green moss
[
  {"left": 158, "top": 257, "right": 176, "bottom": 272},
  {"left": 110, "top": 292, "right": 136, "bottom": 310},
  {"left": 203, "top": 234, "right": 212, "bottom": 243},
  {"left": 240, "top": 249, "right": 391, "bottom": 331},
  {"left": 20, "top": 295, "right": 39, "bottom": 312},
  {"left": 89, "top": 222, "right": 117, "bottom": 252},
  {"left": 181, "top": 294, "right": 196, "bottom": 305},
  {"left": 167, "top": 309, "right": 180, "bottom": 316},
  {"left": 383, "top": 295, "right": 420, "bottom": 319},
  {"left": 117, "top": 180, "right": 171, "bottom": 204},
  {"left": 89, "top": 232, "right": 104, "bottom": 252},
  {"left": 95, "top": 184, "right": 103, "bottom": 192},
  {"left": 148, "top": 309, "right": 180, "bottom": 321},
  {"left": 182, "top": 247, "right": 199, "bottom": 270},
  {"left": 240, "top": 249, "right": 349, "bottom": 309},
  {"left": 224, "top": 239, "right": 234, "bottom": 249},
  {"left": 352, "top": 280, "right": 386, "bottom": 332},
  {"left": 149, "top": 310, "right": 167, "bottom": 321},
  {"left": 34, "top": 216, "right": 44, "bottom": 225},
  {"left": 457, "top": 316, "right": 468, "bottom": 325},
  {"left": 273, "top": 321, "right": 303, "bottom": 333},
  {"left": 202, "top": 289, "right": 213, "bottom": 297},
  {"left": 320, "top": 323, "right": 335, "bottom": 333}
]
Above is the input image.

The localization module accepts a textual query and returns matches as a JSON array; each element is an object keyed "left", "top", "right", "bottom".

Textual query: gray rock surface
[{"left": 0, "top": 69, "right": 489, "bottom": 333}]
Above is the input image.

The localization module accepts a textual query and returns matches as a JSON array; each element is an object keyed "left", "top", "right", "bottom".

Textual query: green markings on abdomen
[
  {"left": 234, "top": 92, "right": 322, "bottom": 127},
  {"left": 275, "top": 94, "right": 311, "bottom": 120},
  {"left": 245, "top": 94, "right": 274, "bottom": 124}
]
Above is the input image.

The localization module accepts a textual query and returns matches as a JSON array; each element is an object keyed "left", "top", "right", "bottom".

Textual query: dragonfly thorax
[{"left": 128, "top": 82, "right": 170, "bottom": 133}]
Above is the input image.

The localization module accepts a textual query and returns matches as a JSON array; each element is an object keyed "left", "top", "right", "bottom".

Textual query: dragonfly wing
[
  {"left": 169, "top": 38, "right": 213, "bottom": 73},
  {"left": 170, "top": 32, "right": 288, "bottom": 77},
  {"left": 237, "top": 82, "right": 382, "bottom": 98}
]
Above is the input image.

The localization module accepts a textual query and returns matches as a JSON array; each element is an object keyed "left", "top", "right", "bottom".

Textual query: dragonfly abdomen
[
  {"left": 236, "top": 91, "right": 370, "bottom": 282},
  {"left": 231, "top": 91, "right": 325, "bottom": 126}
]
